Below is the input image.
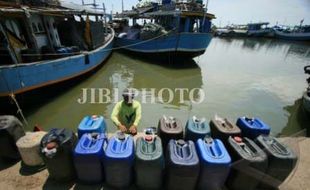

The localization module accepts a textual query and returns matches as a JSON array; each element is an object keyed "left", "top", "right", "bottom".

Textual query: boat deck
[{"left": 0, "top": 134, "right": 308, "bottom": 190}]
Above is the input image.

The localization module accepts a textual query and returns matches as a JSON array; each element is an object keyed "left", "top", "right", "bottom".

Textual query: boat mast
[
  {"left": 103, "top": 3, "right": 107, "bottom": 35},
  {"left": 299, "top": 19, "right": 304, "bottom": 30}
]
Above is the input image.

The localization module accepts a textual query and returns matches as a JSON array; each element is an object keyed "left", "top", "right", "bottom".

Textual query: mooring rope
[{"left": 9, "top": 93, "right": 29, "bottom": 127}]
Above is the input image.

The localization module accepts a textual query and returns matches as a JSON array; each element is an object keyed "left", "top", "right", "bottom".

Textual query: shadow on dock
[
  {"left": 19, "top": 162, "right": 46, "bottom": 176},
  {"left": 0, "top": 158, "right": 19, "bottom": 171},
  {"left": 43, "top": 178, "right": 75, "bottom": 190}
]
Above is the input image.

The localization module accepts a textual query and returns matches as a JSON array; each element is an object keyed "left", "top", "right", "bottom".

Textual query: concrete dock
[{"left": 0, "top": 136, "right": 309, "bottom": 190}]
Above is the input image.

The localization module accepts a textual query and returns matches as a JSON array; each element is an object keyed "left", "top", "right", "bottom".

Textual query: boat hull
[
  {"left": 115, "top": 33, "right": 212, "bottom": 59},
  {"left": 247, "top": 29, "right": 273, "bottom": 37},
  {"left": 274, "top": 30, "right": 310, "bottom": 41},
  {"left": 0, "top": 31, "right": 114, "bottom": 97}
]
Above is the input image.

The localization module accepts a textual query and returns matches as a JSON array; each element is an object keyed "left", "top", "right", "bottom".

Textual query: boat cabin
[
  {"left": 247, "top": 22, "right": 269, "bottom": 31},
  {"left": 0, "top": 0, "right": 110, "bottom": 65},
  {"left": 115, "top": 0, "right": 215, "bottom": 40}
]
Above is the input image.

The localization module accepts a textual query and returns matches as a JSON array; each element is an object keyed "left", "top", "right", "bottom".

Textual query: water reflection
[
  {"left": 23, "top": 52, "right": 203, "bottom": 132},
  {"left": 196, "top": 38, "right": 309, "bottom": 136},
  {"left": 109, "top": 53, "right": 203, "bottom": 107},
  {"left": 286, "top": 44, "right": 310, "bottom": 58},
  {"left": 214, "top": 37, "right": 310, "bottom": 60}
]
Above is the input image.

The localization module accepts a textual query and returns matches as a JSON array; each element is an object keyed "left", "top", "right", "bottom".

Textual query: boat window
[
  {"left": 32, "top": 23, "right": 38, "bottom": 33},
  {"left": 37, "top": 23, "right": 44, "bottom": 32}
]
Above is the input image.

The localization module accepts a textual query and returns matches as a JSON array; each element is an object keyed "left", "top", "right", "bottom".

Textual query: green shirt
[{"left": 111, "top": 100, "right": 142, "bottom": 128}]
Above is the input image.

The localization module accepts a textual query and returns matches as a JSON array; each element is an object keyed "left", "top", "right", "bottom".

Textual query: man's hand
[
  {"left": 118, "top": 124, "right": 127, "bottom": 133},
  {"left": 129, "top": 125, "right": 137, "bottom": 135}
]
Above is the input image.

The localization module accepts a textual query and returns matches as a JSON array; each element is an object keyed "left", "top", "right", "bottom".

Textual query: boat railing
[{"left": 175, "top": 2, "right": 204, "bottom": 12}]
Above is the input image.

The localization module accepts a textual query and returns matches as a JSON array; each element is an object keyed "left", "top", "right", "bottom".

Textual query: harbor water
[{"left": 23, "top": 37, "right": 310, "bottom": 136}]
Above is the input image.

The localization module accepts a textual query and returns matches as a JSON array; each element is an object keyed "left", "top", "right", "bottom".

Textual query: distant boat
[
  {"left": 215, "top": 25, "right": 247, "bottom": 37},
  {"left": 247, "top": 22, "right": 273, "bottom": 37},
  {"left": 0, "top": 1, "right": 114, "bottom": 97},
  {"left": 274, "top": 25, "right": 310, "bottom": 41},
  {"left": 216, "top": 22, "right": 273, "bottom": 38},
  {"left": 113, "top": 0, "right": 215, "bottom": 59}
]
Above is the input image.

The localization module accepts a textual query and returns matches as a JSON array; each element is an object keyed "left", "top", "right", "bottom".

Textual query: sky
[{"left": 69, "top": 0, "right": 310, "bottom": 26}]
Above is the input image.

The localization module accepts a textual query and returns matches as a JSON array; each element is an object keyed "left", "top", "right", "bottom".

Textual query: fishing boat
[
  {"left": 114, "top": 0, "right": 215, "bottom": 59},
  {"left": 0, "top": 0, "right": 114, "bottom": 97},
  {"left": 216, "top": 23, "right": 272, "bottom": 38},
  {"left": 215, "top": 24, "right": 247, "bottom": 37},
  {"left": 274, "top": 24, "right": 310, "bottom": 41},
  {"left": 247, "top": 22, "right": 273, "bottom": 37}
]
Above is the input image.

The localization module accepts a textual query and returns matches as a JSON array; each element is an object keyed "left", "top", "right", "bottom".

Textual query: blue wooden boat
[
  {"left": 0, "top": 2, "right": 114, "bottom": 97},
  {"left": 114, "top": 0, "right": 215, "bottom": 59}
]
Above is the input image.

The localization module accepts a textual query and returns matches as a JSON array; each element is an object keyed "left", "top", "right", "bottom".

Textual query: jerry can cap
[
  {"left": 145, "top": 135, "right": 153, "bottom": 142},
  {"left": 46, "top": 142, "right": 57, "bottom": 150},
  {"left": 234, "top": 136, "right": 243, "bottom": 143}
]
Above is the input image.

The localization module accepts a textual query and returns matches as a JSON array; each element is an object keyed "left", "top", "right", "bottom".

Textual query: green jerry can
[{"left": 135, "top": 135, "right": 164, "bottom": 189}]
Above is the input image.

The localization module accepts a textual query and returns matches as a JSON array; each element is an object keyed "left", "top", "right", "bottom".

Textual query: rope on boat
[
  {"left": 1, "top": 70, "right": 28, "bottom": 127},
  {"left": 9, "top": 93, "right": 29, "bottom": 127}
]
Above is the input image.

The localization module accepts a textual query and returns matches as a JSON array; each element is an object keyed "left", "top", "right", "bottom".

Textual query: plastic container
[
  {"left": 158, "top": 116, "right": 183, "bottom": 151},
  {"left": 0, "top": 115, "right": 25, "bottom": 160},
  {"left": 103, "top": 132, "right": 134, "bottom": 188},
  {"left": 40, "top": 128, "right": 77, "bottom": 181},
  {"left": 185, "top": 116, "right": 210, "bottom": 141},
  {"left": 226, "top": 136, "right": 268, "bottom": 190},
  {"left": 16, "top": 131, "right": 47, "bottom": 166},
  {"left": 77, "top": 115, "right": 106, "bottom": 138},
  {"left": 135, "top": 135, "right": 164, "bottom": 189},
  {"left": 236, "top": 117, "right": 271, "bottom": 139},
  {"left": 196, "top": 137, "right": 231, "bottom": 190},
  {"left": 256, "top": 135, "right": 297, "bottom": 188},
  {"left": 210, "top": 115, "right": 241, "bottom": 144},
  {"left": 74, "top": 133, "right": 107, "bottom": 184},
  {"left": 166, "top": 139, "right": 200, "bottom": 190}
]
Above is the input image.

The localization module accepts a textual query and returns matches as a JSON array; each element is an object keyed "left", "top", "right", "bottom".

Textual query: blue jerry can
[
  {"left": 196, "top": 137, "right": 231, "bottom": 190},
  {"left": 78, "top": 115, "right": 106, "bottom": 138},
  {"left": 166, "top": 139, "right": 200, "bottom": 190},
  {"left": 185, "top": 116, "right": 210, "bottom": 141},
  {"left": 103, "top": 132, "right": 134, "bottom": 188},
  {"left": 236, "top": 117, "right": 271, "bottom": 139},
  {"left": 74, "top": 133, "right": 107, "bottom": 184}
]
